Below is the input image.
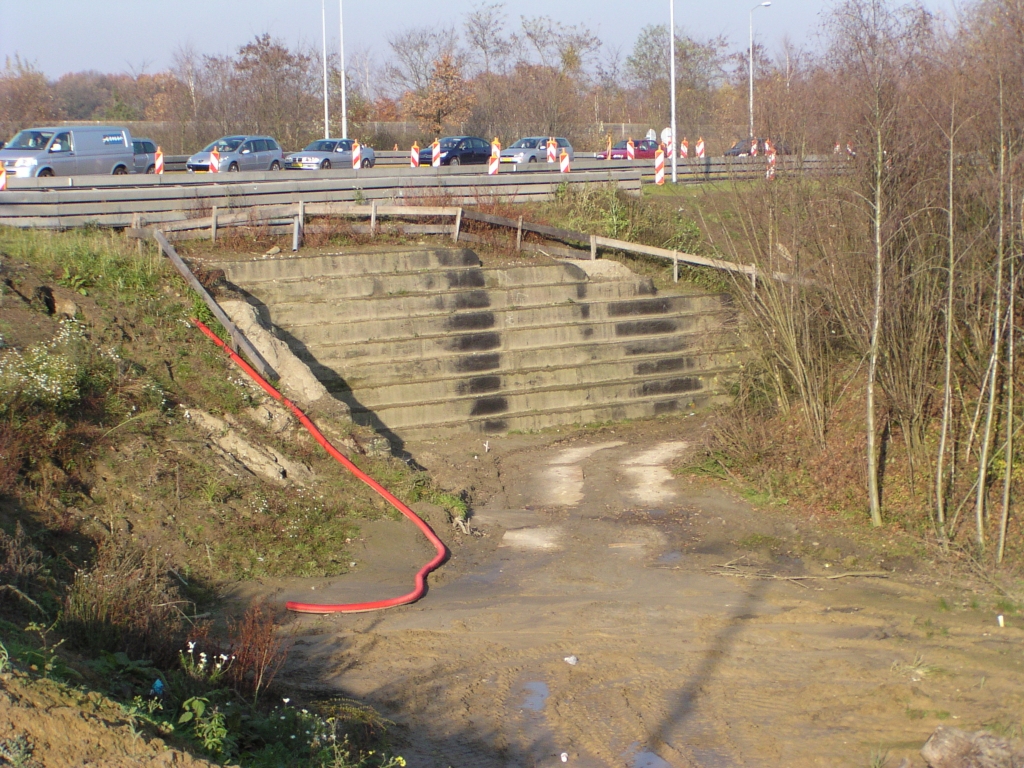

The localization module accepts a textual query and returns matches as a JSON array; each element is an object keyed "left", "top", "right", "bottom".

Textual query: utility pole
[
  {"left": 339, "top": 0, "right": 348, "bottom": 139},
  {"left": 670, "top": 0, "right": 677, "bottom": 183},
  {"left": 321, "top": 0, "right": 329, "bottom": 138}
]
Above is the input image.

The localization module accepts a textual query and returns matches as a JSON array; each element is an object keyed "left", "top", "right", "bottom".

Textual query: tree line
[{"left": 0, "top": 4, "right": 739, "bottom": 153}]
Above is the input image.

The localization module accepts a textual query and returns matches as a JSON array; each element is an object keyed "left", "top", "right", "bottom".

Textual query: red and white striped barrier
[
  {"left": 626, "top": 139, "right": 635, "bottom": 160},
  {"left": 488, "top": 151, "right": 499, "bottom": 175},
  {"left": 154, "top": 146, "right": 164, "bottom": 174},
  {"left": 766, "top": 140, "right": 777, "bottom": 180},
  {"left": 666, "top": 140, "right": 674, "bottom": 160},
  {"left": 680, "top": 138, "right": 688, "bottom": 159},
  {"left": 0, "top": 163, "right": 6, "bottom": 191},
  {"left": 654, "top": 148, "right": 665, "bottom": 185},
  {"left": 431, "top": 139, "right": 441, "bottom": 167},
  {"left": 209, "top": 148, "right": 220, "bottom": 173},
  {"left": 491, "top": 137, "right": 501, "bottom": 157},
  {"left": 560, "top": 149, "right": 570, "bottom": 173},
  {"left": 695, "top": 137, "right": 705, "bottom": 158},
  {"left": 547, "top": 138, "right": 557, "bottom": 163},
  {"left": 410, "top": 142, "right": 420, "bottom": 168},
  {"left": 351, "top": 140, "right": 361, "bottom": 170},
  {"left": 750, "top": 139, "right": 758, "bottom": 157}
]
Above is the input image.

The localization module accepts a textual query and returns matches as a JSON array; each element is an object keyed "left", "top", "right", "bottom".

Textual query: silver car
[
  {"left": 186, "top": 135, "right": 284, "bottom": 173},
  {"left": 131, "top": 138, "right": 158, "bottom": 174},
  {"left": 284, "top": 138, "right": 376, "bottom": 170},
  {"left": 500, "top": 136, "right": 573, "bottom": 165}
]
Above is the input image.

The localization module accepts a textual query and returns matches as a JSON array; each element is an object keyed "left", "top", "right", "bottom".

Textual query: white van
[{"left": 0, "top": 126, "right": 134, "bottom": 178}]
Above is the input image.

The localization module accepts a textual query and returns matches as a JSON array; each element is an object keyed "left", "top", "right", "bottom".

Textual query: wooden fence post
[
  {"left": 452, "top": 207, "right": 463, "bottom": 243},
  {"left": 370, "top": 200, "right": 377, "bottom": 237},
  {"left": 590, "top": 234, "right": 597, "bottom": 261},
  {"left": 211, "top": 205, "right": 218, "bottom": 242},
  {"left": 516, "top": 216, "right": 524, "bottom": 251},
  {"left": 673, "top": 252, "right": 679, "bottom": 282}
]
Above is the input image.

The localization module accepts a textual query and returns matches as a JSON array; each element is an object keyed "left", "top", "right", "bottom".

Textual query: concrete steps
[{"left": 217, "top": 247, "right": 744, "bottom": 440}]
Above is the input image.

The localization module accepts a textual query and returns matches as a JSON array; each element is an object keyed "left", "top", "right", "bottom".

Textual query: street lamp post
[
  {"left": 749, "top": 1, "right": 771, "bottom": 141},
  {"left": 670, "top": 0, "right": 677, "bottom": 183},
  {"left": 339, "top": 0, "right": 348, "bottom": 139},
  {"left": 321, "top": 0, "right": 329, "bottom": 139}
]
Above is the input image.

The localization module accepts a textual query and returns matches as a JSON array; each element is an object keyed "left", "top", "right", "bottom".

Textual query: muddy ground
[{"left": 228, "top": 416, "right": 1024, "bottom": 768}]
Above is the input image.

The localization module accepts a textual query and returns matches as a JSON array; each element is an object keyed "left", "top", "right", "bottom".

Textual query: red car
[{"left": 597, "top": 138, "right": 661, "bottom": 160}]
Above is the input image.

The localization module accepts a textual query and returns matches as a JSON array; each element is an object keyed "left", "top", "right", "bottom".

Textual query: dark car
[
  {"left": 597, "top": 138, "right": 660, "bottom": 160},
  {"left": 418, "top": 136, "right": 491, "bottom": 166},
  {"left": 724, "top": 138, "right": 791, "bottom": 157}
]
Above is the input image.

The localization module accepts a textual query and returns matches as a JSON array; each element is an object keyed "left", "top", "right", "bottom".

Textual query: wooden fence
[{"left": 124, "top": 200, "right": 784, "bottom": 285}]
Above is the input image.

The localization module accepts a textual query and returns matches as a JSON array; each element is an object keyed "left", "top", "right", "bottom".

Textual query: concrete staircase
[{"left": 217, "top": 247, "right": 744, "bottom": 442}]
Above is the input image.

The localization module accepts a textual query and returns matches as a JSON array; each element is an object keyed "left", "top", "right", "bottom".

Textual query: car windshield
[
  {"left": 439, "top": 138, "right": 459, "bottom": 149},
  {"left": 6, "top": 130, "right": 55, "bottom": 150},
  {"left": 304, "top": 140, "right": 337, "bottom": 152},
  {"left": 203, "top": 137, "right": 244, "bottom": 153},
  {"left": 510, "top": 139, "right": 541, "bottom": 149},
  {"left": 613, "top": 141, "right": 629, "bottom": 149}
]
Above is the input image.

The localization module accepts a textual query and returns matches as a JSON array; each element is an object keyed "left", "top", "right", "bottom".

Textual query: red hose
[{"left": 191, "top": 319, "right": 448, "bottom": 614}]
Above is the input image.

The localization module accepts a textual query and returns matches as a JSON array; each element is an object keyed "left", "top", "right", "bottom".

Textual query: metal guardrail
[{"left": 0, "top": 168, "right": 641, "bottom": 229}]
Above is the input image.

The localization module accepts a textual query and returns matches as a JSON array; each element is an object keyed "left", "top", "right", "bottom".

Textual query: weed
[
  {"left": 891, "top": 655, "right": 939, "bottom": 680},
  {"left": 178, "top": 696, "right": 237, "bottom": 758},
  {"left": 0, "top": 735, "right": 37, "bottom": 768},
  {"left": 937, "top": 597, "right": 952, "bottom": 612},
  {"left": 867, "top": 747, "right": 890, "bottom": 768},
  {"left": 0, "top": 640, "right": 9, "bottom": 672},
  {"left": 994, "top": 597, "right": 1020, "bottom": 615},
  {"left": 227, "top": 601, "right": 287, "bottom": 704},
  {"left": 60, "top": 538, "right": 188, "bottom": 664},
  {"left": 740, "top": 533, "right": 783, "bottom": 551}
]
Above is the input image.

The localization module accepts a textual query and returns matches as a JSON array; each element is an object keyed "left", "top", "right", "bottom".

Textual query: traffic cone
[
  {"left": 491, "top": 137, "right": 501, "bottom": 156},
  {"left": 696, "top": 137, "right": 705, "bottom": 158},
  {"left": 680, "top": 138, "right": 689, "bottom": 159},
  {"left": 0, "top": 163, "right": 6, "bottom": 191},
  {"left": 410, "top": 142, "right": 420, "bottom": 168}
]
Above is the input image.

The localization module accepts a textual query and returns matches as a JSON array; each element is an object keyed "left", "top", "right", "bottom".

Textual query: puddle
[
  {"left": 521, "top": 681, "right": 550, "bottom": 712},
  {"left": 657, "top": 551, "right": 682, "bottom": 564},
  {"left": 629, "top": 747, "right": 672, "bottom": 768}
]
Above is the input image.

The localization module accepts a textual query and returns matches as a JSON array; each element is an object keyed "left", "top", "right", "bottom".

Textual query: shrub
[{"left": 59, "top": 539, "right": 187, "bottom": 663}]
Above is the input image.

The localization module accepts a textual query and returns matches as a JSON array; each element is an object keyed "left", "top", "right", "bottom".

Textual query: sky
[{"left": 1, "top": 0, "right": 958, "bottom": 80}]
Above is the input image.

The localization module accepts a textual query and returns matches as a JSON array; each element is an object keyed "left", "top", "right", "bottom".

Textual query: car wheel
[
  {"left": 270, "top": 160, "right": 281, "bottom": 171},
  {"left": 320, "top": 159, "right": 331, "bottom": 170},
  {"left": 146, "top": 165, "right": 155, "bottom": 174},
  {"left": 38, "top": 169, "right": 54, "bottom": 177},
  {"left": 449, "top": 157, "right": 460, "bottom": 166},
  {"left": 361, "top": 158, "right": 372, "bottom": 168},
  {"left": 228, "top": 162, "right": 239, "bottom": 172},
  {"left": 113, "top": 166, "right": 128, "bottom": 175}
]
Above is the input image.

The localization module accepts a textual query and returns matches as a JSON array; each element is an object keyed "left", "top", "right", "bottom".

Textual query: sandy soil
[{"left": 246, "top": 416, "right": 1024, "bottom": 768}]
